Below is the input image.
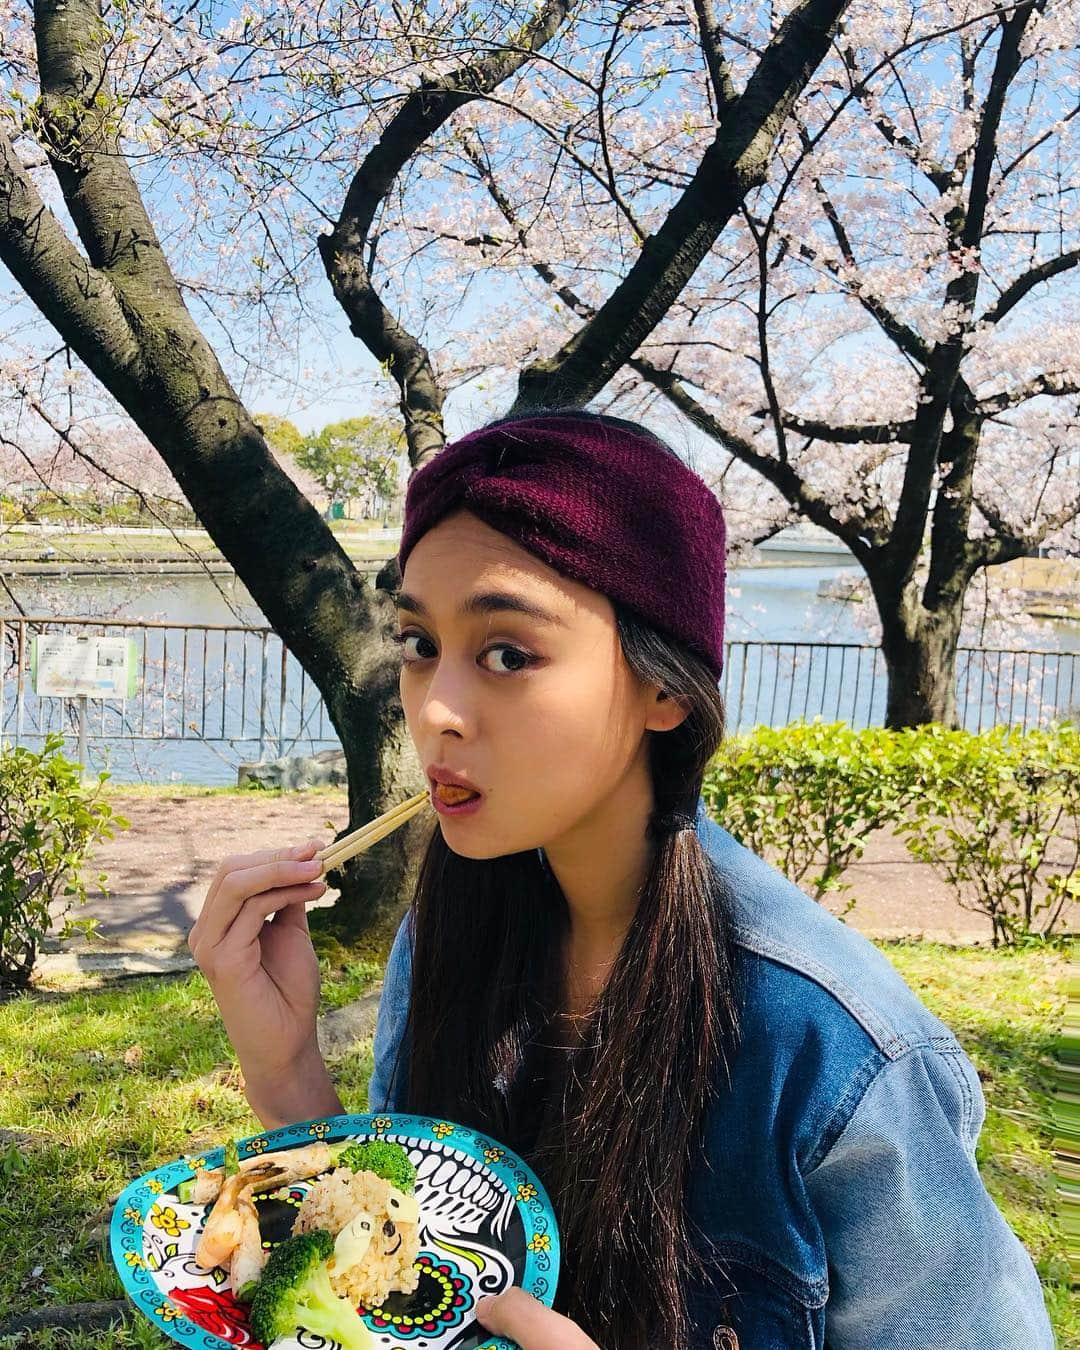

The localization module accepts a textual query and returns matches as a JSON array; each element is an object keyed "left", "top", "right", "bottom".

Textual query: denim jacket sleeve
[
  {"left": 805, "top": 1041, "right": 1054, "bottom": 1348},
  {"left": 367, "top": 908, "right": 414, "bottom": 1114}
]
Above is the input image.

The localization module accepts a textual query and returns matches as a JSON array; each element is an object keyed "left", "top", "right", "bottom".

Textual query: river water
[{"left": 3, "top": 565, "right": 1077, "bottom": 784}]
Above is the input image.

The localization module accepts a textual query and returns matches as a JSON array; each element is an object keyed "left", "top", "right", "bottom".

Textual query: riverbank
[
  {"left": 0, "top": 522, "right": 401, "bottom": 575},
  {"left": 50, "top": 786, "right": 1027, "bottom": 953},
  {"left": 821, "top": 555, "right": 1080, "bottom": 622},
  {"left": 0, "top": 521, "right": 855, "bottom": 574}
]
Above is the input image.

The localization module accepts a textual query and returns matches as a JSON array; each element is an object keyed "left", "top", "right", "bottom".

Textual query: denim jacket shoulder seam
[
  {"left": 730, "top": 922, "right": 963, "bottom": 1063},
  {"left": 730, "top": 921, "right": 900, "bottom": 1053},
  {"left": 802, "top": 1045, "right": 885, "bottom": 1174},
  {"left": 803, "top": 1041, "right": 968, "bottom": 1176}
]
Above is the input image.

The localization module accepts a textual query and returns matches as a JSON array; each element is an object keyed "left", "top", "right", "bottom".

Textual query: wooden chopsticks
[{"left": 317, "top": 789, "right": 431, "bottom": 874}]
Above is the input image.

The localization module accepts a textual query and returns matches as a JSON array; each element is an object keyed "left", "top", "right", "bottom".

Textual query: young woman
[{"left": 190, "top": 409, "right": 1053, "bottom": 1350}]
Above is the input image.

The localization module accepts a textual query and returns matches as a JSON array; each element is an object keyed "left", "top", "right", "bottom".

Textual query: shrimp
[
  {"left": 190, "top": 1144, "right": 334, "bottom": 1205},
  {"left": 194, "top": 1162, "right": 281, "bottom": 1271},
  {"left": 228, "top": 1191, "right": 267, "bottom": 1294}
]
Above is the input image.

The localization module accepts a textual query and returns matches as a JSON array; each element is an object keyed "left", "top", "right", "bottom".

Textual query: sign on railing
[
  {"left": 32, "top": 633, "right": 138, "bottom": 699},
  {"left": 28, "top": 631, "right": 139, "bottom": 780}
]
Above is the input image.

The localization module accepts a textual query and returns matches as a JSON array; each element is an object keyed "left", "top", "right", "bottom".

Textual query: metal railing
[
  {"left": 0, "top": 614, "right": 335, "bottom": 762},
  {"left": 719, "top": 640, "right": 1078, "bottom": 733},
  {"left": 2, "top": 616, "right": 1077, "bottom": 777}
]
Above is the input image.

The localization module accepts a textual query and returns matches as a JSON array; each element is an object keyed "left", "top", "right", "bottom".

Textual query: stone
[
  {"left": 316, "top": 985, "right": 383, "bottom": 1060},
  {"left": 237, "top": 748, "right": 348, "bottom": 791}
]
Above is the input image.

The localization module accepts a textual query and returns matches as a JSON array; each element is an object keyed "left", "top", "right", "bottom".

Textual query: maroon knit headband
[{"left": 396, "top": 412, "right": 727, "bottom": 678}]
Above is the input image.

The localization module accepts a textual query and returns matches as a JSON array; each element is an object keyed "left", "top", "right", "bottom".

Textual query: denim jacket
[{"left": 367, "top": 798, "right": 1055, "bottom": 1349}]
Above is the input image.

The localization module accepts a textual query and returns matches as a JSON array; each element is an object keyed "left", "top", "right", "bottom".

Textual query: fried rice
[{"left": 292, "top": 1169, "right": 421, "bottom": 1307}]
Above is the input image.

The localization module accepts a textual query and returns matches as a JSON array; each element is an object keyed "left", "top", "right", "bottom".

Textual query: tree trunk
[
  {"left": 316, "top": 560, "right": 432, "bottom": 941},
  {"left": 0, "top": 0, "right": 430, "bottom": 942},
  {"left": 878, "top": 598, "right": 964, "bottom": 729}
]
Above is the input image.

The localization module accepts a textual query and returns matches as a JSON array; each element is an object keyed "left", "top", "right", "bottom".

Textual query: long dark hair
[{"left": 398, "top": 410, "right": 741, "bottom": 1349}]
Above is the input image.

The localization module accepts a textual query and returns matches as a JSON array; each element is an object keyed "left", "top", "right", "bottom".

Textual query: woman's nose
[{"left": 416, "top": 662, "right": 474, "bottom": 737}]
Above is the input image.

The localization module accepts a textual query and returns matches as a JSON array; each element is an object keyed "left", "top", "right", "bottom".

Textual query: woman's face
[{"left": 395, "top": 508, "right": 669, "bottom": 859}]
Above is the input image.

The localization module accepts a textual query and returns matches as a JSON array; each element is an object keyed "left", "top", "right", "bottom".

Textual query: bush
[
  {"left": 703, "top": 720, "right": 912, "bottom": 907},
  {"left": 704, "top": 720, "right": 1078, "bottom": 945},
  {"left": 893, "top": 723, "right": 1079, "bottom": 947},
  {"left": 0, "top": 734, "right": 128, "bottom": 986},
  {"left": 0, "top": 494, "right": 25, "bottom": 524}
]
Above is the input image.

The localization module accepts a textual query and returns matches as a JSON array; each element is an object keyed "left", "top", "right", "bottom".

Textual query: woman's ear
[{"left": 645, "top": 686, "right": 691, "bottom": 733}]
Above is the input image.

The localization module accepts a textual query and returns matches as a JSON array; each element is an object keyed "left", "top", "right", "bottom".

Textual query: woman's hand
[
  {"left": 475, "top": 1289, "right": 601, "bottom": 1349},
  {"left": 188, "top": 839, "right": 343, "bottom": 1128}
]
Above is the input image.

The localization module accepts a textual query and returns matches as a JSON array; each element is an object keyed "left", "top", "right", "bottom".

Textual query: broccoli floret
[
  {"left": 333, "top": 1140, "right": 416, "bottom": 1194},
  {"left": 249, "top": 1230, "right": 372, "bottom": 1350}
]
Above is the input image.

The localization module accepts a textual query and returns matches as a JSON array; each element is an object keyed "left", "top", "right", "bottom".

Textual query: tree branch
[
  {"left": 754, "top": 410, "right": 916, "bottom": 443},
  {"left": 459, "top": 128, "right": 596, "bottom": 321},
  {"left": 629, "top": 353, "right": 891, "bottom": 561},
  {"left": 0, "top": 131, "right": 145, "bottom": 391},
  {"left": 318, "top": 0, "right": 577, "bottom": 467},
  {"left": 34, "top": 0, "right": 188, "bottom": 301},
  {"left": 836, "top": 41, "right": 954, "bottom": 193},
  {"left": 513, "top": 0, "right": 855, "bottom": 410},
  {"left": 979, "top": 373, "right": 1080, "bottom": 415},
  {"left": 772, "top": 213, "right": 932, "bottom": 366},
  {"left": 980, "top": 247, "right": 1080, "bottom": 325},
  {"left": 973, "top": 491, "right": 1080, "bottom": 567},
  {"left": 693, "top": 0, "right": 738, "bottom": 117},
  {"left": 964, "top": 2, "right": 1044, "bottom": 249},
  {"left": 884, "top": 3, "right": 1044, "bottom": 585}
]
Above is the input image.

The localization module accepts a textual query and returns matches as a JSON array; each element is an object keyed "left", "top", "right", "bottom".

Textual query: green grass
[
  {"left": 883, "top": 941, "right": 1072, "bottom": 1340},
  {"left": 0, "top": 943, "right": 1068, "bottom": 1346},
  {"left": 0, "top": 938, "right": 381, "bottom": 1348}
]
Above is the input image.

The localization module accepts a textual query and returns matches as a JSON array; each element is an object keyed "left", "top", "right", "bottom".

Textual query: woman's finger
[
  {"left": 206, "top": 880, "right": 328, "bottom": 962},
  {"left": 474, "top": 1289, "right": 600, "bottom": 1349},
  {"left": 194, "top": 841, "right": 318, "bottom": 945},
  {"left": 193, "top": 855, "right": 325, "bottom": 951},
  {"left": 271, "top": 879, "right": 321, "bottom": 934}
]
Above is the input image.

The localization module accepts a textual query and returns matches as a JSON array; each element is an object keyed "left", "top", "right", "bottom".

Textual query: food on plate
[
  {"left": 249, "top": 1230, "right": 374, "bottom": 1350},
  {"left": 229, "top": 1190, "right": 266, "bottom": 1301},
  {"left": 192, "top": 1135, "right": 422, "bottom": 1317},
  {"left": 292, "top": 1166, "right": 421, "bottom": 1306},
  {"left": 334, "top": 1139, "right": 418, "bottom": 1194},
  {"left": 179, "top": 1141, "right": 336, "bottom": 1206},
  {"left": 193, "top": 1158, "right": 284, "bottom": 1273},
  {"left": 188, "top": 1139, "right": 347, "bottom": 1277}
]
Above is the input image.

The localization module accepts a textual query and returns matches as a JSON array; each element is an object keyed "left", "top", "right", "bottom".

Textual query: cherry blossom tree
[
  {"left": 0, "top": 0, "right": 852, "bottom": 932},
  {"left": 417, "top": 0, "right": 1080, "bottom": 725}
]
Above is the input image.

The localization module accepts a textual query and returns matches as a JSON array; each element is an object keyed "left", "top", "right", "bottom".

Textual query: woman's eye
[
  {"left": 390, "top": 632, "right": 534, "bottom": 675},
  {"left": 390, "top": 632, "right": 434, "bottom": 662},
  {"left": 480, "top": 644, "right": 533, "bottom": 674}
]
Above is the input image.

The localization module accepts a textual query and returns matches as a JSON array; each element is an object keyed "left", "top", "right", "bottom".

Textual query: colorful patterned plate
[{"left": 110, "top": 1112, "right": 560, "bottom": 1350}]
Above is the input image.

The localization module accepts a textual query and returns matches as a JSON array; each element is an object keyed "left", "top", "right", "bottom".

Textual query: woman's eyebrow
[{"left": 395, "top": 589, "right": 564, "bottom": 626}]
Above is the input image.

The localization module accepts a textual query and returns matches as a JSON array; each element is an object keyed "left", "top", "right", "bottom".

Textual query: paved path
[
  {"left": 45, "top": 790, "right": 1031, "bottom": 956},
  {"left": 51, "top": 792, "right": 348, "bottom": 952}
]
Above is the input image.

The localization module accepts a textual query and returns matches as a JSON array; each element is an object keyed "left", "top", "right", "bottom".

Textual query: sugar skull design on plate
[{"left": 111, "top": 1113, "right": 559, "bottom": 1350}]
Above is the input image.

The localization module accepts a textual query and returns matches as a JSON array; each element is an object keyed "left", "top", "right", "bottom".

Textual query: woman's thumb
[{"left": 474, "top": 1288, "right": 599, "bottom": 1348}]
